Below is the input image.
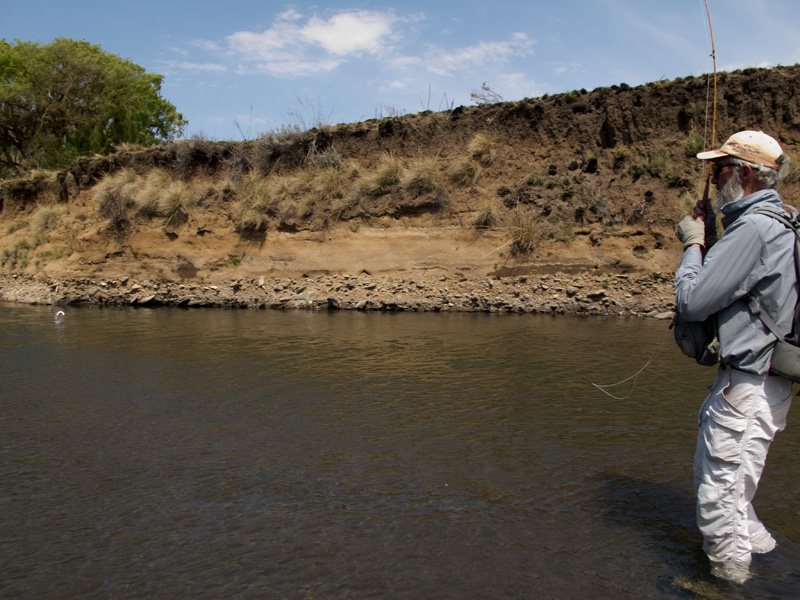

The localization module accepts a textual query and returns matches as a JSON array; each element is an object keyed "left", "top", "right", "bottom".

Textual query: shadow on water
[
  {"left": 599, "top": 474, "right": 704, "bottom": 597},
  {"left": 600, "top": 473, "right": 800, "bottom": 599}
]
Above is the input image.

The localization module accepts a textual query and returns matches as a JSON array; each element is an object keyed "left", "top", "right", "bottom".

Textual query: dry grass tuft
[
  {"left": 30, "top": 204, "right": 67, "bottom": 242},
  {"left": 468, "top": 132, "right": 496, "bottom": 166},
  {"left": 473, "top": 203, "right": 496, "bottom": 229},
  {"left": 95, "top": 169, "right": 138, "bottom": 226},
  {"left": 449, "top": 156, "right": 482, "bottom": 187},
  {"left": 401, "top": 157, "right": 442, "bottom": 197},
  {"left": 357, "top": 154, "right": 403, "bottom": 197},
  {"left": 510, "top": 208, "right": 539, "bottom": 255},
  {"left": 160, "top": 181, "right": 196, "bottom": 226},
  {"left": 232, "top": 171, "right": 272, "bottom": 232},
  {"left": 135, "top": 169, "right": 172, "bottom": 217}
]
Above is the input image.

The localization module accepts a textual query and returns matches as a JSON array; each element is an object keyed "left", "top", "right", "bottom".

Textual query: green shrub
[
  {"left": 560, "top": 176, "right": 574, "bottom": 199},
  {"left": 643, "top": 152, "right": 672, "bottom": 179},
  {"left": 685, "top": 131, "right": 705, "bottom": 157},
  {"left": 35, "top": 246, "right": 67, "bottom": 267},
  {"left": 1, "top": 238, "right": 32, "bottom": 269},
  {"left": 526, "top": 173, "right": 548, "bottom": 187}
]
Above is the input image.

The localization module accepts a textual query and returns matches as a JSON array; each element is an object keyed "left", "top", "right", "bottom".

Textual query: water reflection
[{"left": 1, "top": 304, "right": 798, "bottom": 598}]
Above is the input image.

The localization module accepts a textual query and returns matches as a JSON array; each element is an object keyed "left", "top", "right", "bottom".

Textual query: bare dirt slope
[{"left": 2, "top": 65, "right": 800, "bottom": 314}]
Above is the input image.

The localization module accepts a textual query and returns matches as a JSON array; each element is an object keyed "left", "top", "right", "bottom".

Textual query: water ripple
[{"left": 1, "top": 304, "right": 798, "bottom": 598}]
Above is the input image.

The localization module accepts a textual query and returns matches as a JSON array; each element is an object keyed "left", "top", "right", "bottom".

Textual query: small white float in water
[{"left": 55, "top": 310, "right": 65, "bottom": 323}]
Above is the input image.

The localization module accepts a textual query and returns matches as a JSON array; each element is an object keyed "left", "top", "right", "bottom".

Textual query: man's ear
[{"left": 739, "top": 164, "right": 759, "bottom": 192}]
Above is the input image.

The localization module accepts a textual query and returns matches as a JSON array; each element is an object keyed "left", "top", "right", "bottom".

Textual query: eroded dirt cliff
[{"left": 2, "top": 65, "right": 799, "bottom": 315}]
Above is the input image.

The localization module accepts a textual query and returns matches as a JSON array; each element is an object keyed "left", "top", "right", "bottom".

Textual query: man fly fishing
[{"left": 674, "top": 130, "right": 796, "bottom": 584}]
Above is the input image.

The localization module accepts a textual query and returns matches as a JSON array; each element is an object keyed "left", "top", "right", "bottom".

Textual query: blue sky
[{"left": 4, "top": 0, "right": 800, "bottom": 141}]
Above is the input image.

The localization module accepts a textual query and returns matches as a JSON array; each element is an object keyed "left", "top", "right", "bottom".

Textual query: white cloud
[
  {"left": 302, "top": 11, "right": 395, "bottom": 55},
  {"left": 424, "top": 33, "right": 535, "bottom": 77},
  {"left": 277, "top": 8, "right": 303, "bottom": 22},
  {"left": 390, "top": 55, "right": 423, "bottom": 68},
  {"left": 168, "top": 61, "right": 227, "bottom": 72},
  {"left": 493, "top": 72, "right": 543, "bottom": 100},
  {"left": 192, "top": 39, "right": 223, "bottom": 53},
  {"left": 242, "top": 58, "right": 343, "bottom": 77},
  {"left": 551, "top": 62, "right": 580, "bottom": 76},
  {"left": 184, "top": 8, "right": 535, "bottom": 94},
  {"left": 234, "top": 113, "right": 269, "bottom": 125},
  {"left": 218, "top": 9, "right": 397, "bottom": 77},
  {"left": 226, "top": 28, "right": 300, "bottom": 60}
]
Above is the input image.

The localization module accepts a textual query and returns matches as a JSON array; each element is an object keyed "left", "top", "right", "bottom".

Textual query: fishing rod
[
  {"left": 593, "top": 3, "right": 720, "bottom": 398},
  {"left": 700, "top": 0, "right": 718, "bottom": 249}
]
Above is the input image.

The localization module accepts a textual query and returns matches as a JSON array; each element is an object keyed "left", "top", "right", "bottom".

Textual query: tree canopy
[{"left": 0, "top": 38, "right": 187, "bottom": 175}]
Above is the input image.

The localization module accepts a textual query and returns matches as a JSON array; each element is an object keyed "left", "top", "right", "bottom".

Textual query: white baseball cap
[{"left": 697, "top": 130, "right": 786, "bottom": 170}]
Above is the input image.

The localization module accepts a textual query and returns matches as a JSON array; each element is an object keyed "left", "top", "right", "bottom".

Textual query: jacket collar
[{"left": 720, "top": 189, "right": 783, "bottom": 229}]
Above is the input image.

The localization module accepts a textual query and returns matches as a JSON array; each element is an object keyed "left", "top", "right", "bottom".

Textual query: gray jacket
[{"left": 674, "top": 189, "right": 798, "bottom": 375}]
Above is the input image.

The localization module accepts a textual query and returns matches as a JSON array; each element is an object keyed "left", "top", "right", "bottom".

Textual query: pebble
[{"left": 0, "top": 272, "right": 677, "bottom": 318}]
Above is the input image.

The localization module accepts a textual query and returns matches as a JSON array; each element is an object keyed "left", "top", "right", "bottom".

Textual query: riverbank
[
  {"left": 4, "top": 66, "right": 797, "bottom": 319},
  {"left": 0, "top": 268, "right": 676, "bottom": 318}
]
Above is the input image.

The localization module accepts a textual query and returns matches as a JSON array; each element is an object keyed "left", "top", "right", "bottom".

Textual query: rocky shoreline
[{"left": 0, "top": 270, "right": 677, "bottom": 319}]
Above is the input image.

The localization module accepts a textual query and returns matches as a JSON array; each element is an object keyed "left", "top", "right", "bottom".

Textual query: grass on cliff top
[{"left": 72, "top": 127, "right": 699, "bottom": 261}]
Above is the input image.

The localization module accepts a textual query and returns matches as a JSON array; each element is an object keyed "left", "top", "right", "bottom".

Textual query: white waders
[{"left": 694, "top": 365, "right": 792, "bottom": 583}]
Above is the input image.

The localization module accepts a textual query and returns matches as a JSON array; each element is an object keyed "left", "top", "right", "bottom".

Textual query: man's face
[
  {"left": 711, "top": 159, "right": 745, "bottom": 209},
  {"left": 710, "top": 159, "right": 737, "bottom": 189}
]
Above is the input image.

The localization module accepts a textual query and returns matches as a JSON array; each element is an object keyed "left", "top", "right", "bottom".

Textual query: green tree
[{"left": 0, "top": 38, "right": 186, "bottom": 174}]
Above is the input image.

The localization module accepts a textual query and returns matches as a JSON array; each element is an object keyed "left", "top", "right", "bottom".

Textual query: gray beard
[{"left": 713, "top": 173, "right": 745, "bottom": 210}]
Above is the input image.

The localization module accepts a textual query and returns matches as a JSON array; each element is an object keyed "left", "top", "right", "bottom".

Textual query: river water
[{"left": 1, "top": 303, "right": 798, "bottom": 599}]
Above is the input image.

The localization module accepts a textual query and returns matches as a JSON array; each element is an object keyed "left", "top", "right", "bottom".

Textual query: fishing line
[
  {"left": 702, "top": 0, "right": 717, "bottom": 182},
  {"left": 479, "top": 239, "right": 512, "bottom": 259},
  {"left": 594, "top": 4, "right": 718, "bottom": 402},
  {"left": 591, "top": 342, "right": 664, "bottom": 400}
]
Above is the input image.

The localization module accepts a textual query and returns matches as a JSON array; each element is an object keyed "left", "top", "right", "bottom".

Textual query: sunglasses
[{"left": 711, "top": 162, "right": 738, "bottom": 177}]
